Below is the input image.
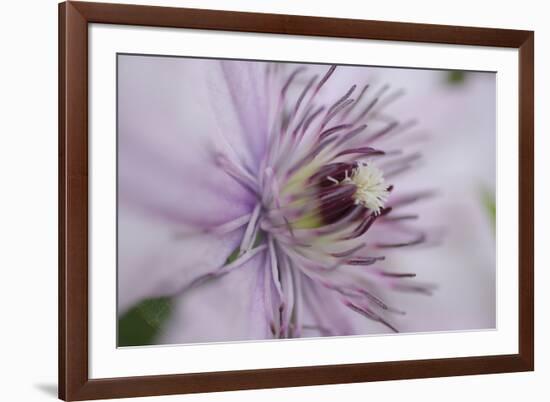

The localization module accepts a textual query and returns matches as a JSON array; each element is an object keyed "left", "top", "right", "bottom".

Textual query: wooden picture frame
[{"left": 59, "top": 1, "right": 534, "bottom": 400}]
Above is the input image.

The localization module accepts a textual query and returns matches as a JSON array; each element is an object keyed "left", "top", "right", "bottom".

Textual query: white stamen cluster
[{"left": 342, "top": 162, "right": 389, "bottom": 215}]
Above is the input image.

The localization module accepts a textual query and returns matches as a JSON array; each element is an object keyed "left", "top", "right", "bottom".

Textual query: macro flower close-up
[{"left": 117, "top": 55, "right": 496, "bottom": 346}]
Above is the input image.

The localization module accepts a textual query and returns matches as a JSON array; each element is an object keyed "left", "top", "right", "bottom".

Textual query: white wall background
[{"left": 0, "top": 0, "right": 544, "bottom": 401}]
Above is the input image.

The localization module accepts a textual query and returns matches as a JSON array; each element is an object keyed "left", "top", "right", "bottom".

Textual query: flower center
[{"left": 340, "top": 162, "right": 389, "bottom": 215}]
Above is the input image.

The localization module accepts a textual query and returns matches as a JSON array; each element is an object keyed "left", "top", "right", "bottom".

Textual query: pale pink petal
[
  {"left": 118, "top": 55, "right": 265, "bottom": 227},
  {"left": 300, "top": 275, "right": 391, "bottom": 337},
  {"left": 158, "top": 251, "right": 271, "bottom": 344},
  {"left": 117, "top": 208, "right": 243, "bottom": 314},
  {"left": 216, "top": 60, "right": 270, "bottom": 167}
]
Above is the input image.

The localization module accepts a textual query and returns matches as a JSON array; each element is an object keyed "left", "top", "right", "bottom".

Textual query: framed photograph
[{"left": 59, "top": 1, "right": 534, "bottom": 400}]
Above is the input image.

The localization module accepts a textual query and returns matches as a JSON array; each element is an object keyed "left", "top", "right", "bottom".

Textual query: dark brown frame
[{"left": 59, "top": 1, "right": 534, "bottom": 400}]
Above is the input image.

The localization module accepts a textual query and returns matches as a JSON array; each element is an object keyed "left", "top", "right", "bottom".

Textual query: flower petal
[
  {"left": 117, "top": 208, "right": 243, "bottom": 314},
  {"left": 118, "top": 55, "right": 260, "bottom": 227},
  {"left": 157, "top": 251, "right": 271, "bottom": 344},
  {"left": 299, "top": 275, "right": 390, "bottom": 337},
  {"left": 215, "top": 60, "right": 271, "bottom": 167}
]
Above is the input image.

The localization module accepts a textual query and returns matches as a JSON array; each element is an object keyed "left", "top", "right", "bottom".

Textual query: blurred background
[{"left": 365, "top": 67, "right": 496, "bottom": 333}]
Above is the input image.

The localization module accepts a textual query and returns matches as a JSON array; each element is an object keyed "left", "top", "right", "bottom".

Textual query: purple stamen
[
  {"left": 268, "top": 237, "right": 284, "bottom": 300},
  {"left": 215, "top": 153, "right": 258, "bottom": 195},
  {"left": 326, "top": 84, "right": 357, "bottom": 117},
  {"left": 341, "top": 83, "right": 370, "bottom": 120},
  {"left": 357, "top": 289, "right": 406, "bottom": 315},
  {"left": 184, "top": 245, "right": 267, "bottom": 293},
  {"left": 376, "top": 233, "right": 426, "bottom": 248},
  {"left": 291, "top": 104, "right": 314, "bottom": 138},
  {"left": 332, "top": 124, "right": 368, "bottom": 150},
  {"left": 350, "top": 83, "right": 390, "bottom": 125},
  {"left": 301, "top": 106, "right": 326, "bottom": 136},
  {"left": 263, "top": 249, "right": 279, "bottom": 337},
  {"left": 391, "top": 282, "right": 435, "bottom": 296},
  {"left": 281, "top": 67, "right": 307, "bottom": 97},
  {"left": 322, "top": 98, "right": 355, "bottom": 129},
  {"left": 202, "top": 213, "right": 252, "bottom": 235},
  {"left": 330, "top": 243, "right": 367, "bottom": 258},
  {"left": 346, "top": 256, "right": 385, "bottom": 266},
  {"left": 278, "top": 254, "right": 295, "bottom": 337},
  {"left": 319, "top": 124, "right": 354, "bottom": 141},
  {"left": 239, "top": 203, "right": 262, "bottom": 254},
  {"left": 364, "top": 120, "right": 399, "bottom": 143},
  {"left": 286, "top": 136, "right": 340, "bottom": 176},
  {"left": 388, "top": 191, "right": 434, "bottom": 208},
  {"left": 382, "top": 214, "right": 419, "bottom": 222},
  {"left": 336, "top": 146, "right": 385, "bottom": 158},
  {"left": 314, "top": 65, "right": 337, "bottom": 95},
  {"left": 344, "top": 300, "right": 399, "bottom": 333},
  {"left": 343, "top": 208, "right": 390, "bottom": 240},
  {"left": 308, "top": 162, "right": 350, "bottom": 185},
  {"left": 380, "top": 272, "right": 417, "bottom": 278},
  {"left": 289, "top": 267, "right": 302, "bottom": 337},
  {"left": 293, "top": 74, "right": 318, "bottom": 118},
  {"left": 370, "top": 88, "right": 406, "bottom": 115}
]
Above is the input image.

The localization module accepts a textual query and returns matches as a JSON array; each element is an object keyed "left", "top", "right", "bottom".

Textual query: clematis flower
[{"left": 118, "top": 56, "right": 467, "bottom": 344}]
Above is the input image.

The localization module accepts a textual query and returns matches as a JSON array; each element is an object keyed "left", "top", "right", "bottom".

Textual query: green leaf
[
  {"left": 480, "top": 188, "right": 496, "bottom": 231},
  {"left": 446, "top": 70, "right": 467, "bottom": 86},
  {"left": 225, "top": 232, "right": 264, "bottom": 264},
  {"left": 225, "top": 247, "right": 240, "bottom": 264},
  {"left": 118, "top": 297, "right": 172, "bottom": 347}
]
